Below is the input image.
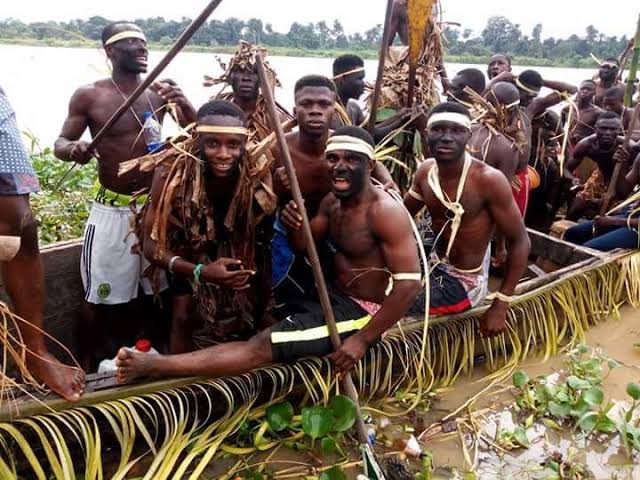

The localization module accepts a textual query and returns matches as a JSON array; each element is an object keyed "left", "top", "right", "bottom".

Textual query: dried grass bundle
[{"left": 120, "top": 130, "right": 277, "bottom": 332}]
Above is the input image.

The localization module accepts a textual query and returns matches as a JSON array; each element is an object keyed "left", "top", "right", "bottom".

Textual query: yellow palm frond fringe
[{"left": 0, "top": 252, "right": 639, "bottom": 477}]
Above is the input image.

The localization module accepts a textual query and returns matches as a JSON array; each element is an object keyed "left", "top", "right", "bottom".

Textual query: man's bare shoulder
[
  {"left": 69, "top": 79, "right": 112, "bottom": 104},
  {"left": 575, "top": 134, "right": 597, "bottom": 151},
  {"left": 318, "top": 191, "right": 339, "bottom": 214},
  {"left": 415, "top": 157, "right": 436, "bottom": 177},
  {"left": 473, "top": 159, "right": 511, "bottom": 189},
  {"left": 369, "top": 188, "right": 411, "bottom": 230}
]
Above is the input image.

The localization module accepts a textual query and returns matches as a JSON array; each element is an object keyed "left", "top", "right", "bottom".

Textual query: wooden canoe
[{"left": 0, "top": 229, "right": 633, "bottom": 422}]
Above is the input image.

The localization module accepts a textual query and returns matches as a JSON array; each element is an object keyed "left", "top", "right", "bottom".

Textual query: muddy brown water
[
  {"left": 199, "top": 306, "right": 640, "bottom": 479},
  {"left": 411, "top": 305, "right": 640, "bottom": 480}
]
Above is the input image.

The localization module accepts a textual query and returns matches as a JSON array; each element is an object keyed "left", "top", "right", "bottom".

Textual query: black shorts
[
  {"left": 270, "top": 287, "right": 371, "bottom": 363},
  {"left": 408, "top": 263, "right": 472, "bottom": 316}
]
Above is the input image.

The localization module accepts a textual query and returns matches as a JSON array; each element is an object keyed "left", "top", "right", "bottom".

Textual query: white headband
[
  {"left": 332, "top": 67, "right": 365, "bottom": 80},
  {"left": 325, "top": 135, "right": 375, "bottom": 159},
  {"left": 196, "top": 125, "right": 249, "bottom": 136},
  {"left": 104, "top": 30, "right": 147, "bottom": 47},
  {"left": 427, "top": 112, "right": 471, "bottom": 130},
  {"left": 515, "top": 77, "right": 540, "bottom": 95}
]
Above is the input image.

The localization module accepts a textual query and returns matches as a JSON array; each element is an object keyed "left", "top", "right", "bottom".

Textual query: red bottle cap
[{"left": 135, "top": 339, "right": 151, "bottom": 353}]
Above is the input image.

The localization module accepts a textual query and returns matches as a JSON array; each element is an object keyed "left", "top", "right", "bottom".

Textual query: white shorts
[{"left": 80, "top": 202, "right": 167, "bottom": 305}]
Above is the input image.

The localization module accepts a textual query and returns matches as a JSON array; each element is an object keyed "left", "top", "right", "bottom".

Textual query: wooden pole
[
  {"left": 255, "top": 54, "right": 370, "bottom": 446},
  {"left": 405, "top": 0, "right": 435, "bottom": 108},
  {"left": 367, "top": 0, "right": 395, "bottom": 133},
  {"left": 599, "top": 15, "right": 640, "bottom": 214},
  {"left": 55, "top": 0, "right": 225, "bottom": 189},
  {"left": 623, "top": 14, "right": 640, "bottom": 106},
  {"left": 599, "top": 102, "right": 640, "bottom": 214}
]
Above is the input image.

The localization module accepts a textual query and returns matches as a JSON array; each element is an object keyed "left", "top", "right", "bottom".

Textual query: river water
[{"left": 0, "top": 44, "right": 597, "bottom": 148}]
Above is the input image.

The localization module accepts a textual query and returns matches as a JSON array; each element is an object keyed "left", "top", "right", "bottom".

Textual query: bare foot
[
  {"left": 27, "top": 352, "right": 85, "bottom": 402},
  {"left": 115, "top": 348, "right": 156, "bottom": 384}
]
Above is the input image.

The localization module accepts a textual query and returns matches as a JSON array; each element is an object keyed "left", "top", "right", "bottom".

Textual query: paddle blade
[
  {"left": 361, "top": 443, "right": 386, "bottom": 479},
  {"left": 407, "top": 0, "right": 435, "bottom": 66}
]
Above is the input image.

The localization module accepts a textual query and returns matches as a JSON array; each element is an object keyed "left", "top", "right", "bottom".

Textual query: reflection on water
[{"left": 0, "top": 44, "right": 596, "bottom": 148}]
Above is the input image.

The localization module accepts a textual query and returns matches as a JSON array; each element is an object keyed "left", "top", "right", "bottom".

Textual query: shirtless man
[
  {"left": 273, "top": 76, "right": 337, "bottom": 217},
  {"left": 388, "top": 0, "right": 409, "bottom": 46},
  {"left": 565, "top": 149, "right": 640, "bottom": 251},
  {"left": 562, "top": 80, "right": 604, "bottom": 149},
  {"left": 273, "top": 75, "right": 399, "bottom": 298},
  {"left": 469, "top": 82, "right": 524, "bottom": 265},
  {"left": 54, "top": 22, "right": 196, "bottom": 369},
  {"left": 404, "top": 102, "right": 530, "bottom": 335},
  {"left": 470, "top": 82, "right": 523, "bottom": 183},
  {"left": 211, "top": 44, "right": 292, "bottom": 145},
  {"left": 603, "top": 87, "right": 634, "bottom": 134},
  {"left": 331, "top": 54, "right": 410, "bottom": 144},
  {"left": 564, "top": 112, "right": 631, "bottom": 220},
  {"left": 489, "top": 69, "right": 576, "bottom": 215},
  {"left": 594, "top": 58, "right": 625, "bottom": 108},
  {"left": 446, "top": 68, "right": 486, "bottom": 107},
  {"left": 0, "top": 87, "right": 84, "bottom": 401},
  {"left": 487, "top": 54, "right": 512, "bottom": 80},
  {"left": 115, "top": 126, "right": 421, "bottom": 382}
]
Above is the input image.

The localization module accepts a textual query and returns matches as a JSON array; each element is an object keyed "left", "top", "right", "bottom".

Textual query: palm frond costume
[
  {"left": 120, "top": 131, "right": 277, "bottom": 342},
  {"left": 203, "top": 41, "right": 293, "bottom": 154}
]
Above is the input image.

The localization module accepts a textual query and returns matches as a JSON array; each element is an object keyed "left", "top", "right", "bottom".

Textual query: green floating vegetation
[
  {"left": 24, "top": 133, "right": 95, "bottom": 245},
  {"left": 511, "top": 344, "right": 640, "bottom": 458}
]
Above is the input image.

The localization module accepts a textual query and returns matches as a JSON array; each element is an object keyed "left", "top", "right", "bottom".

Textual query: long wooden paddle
[
  {"left": 255, "top": 54, "right": 385, "bottom": 478},
  {"left": 367, "top": 0, "right": 395, "bottom": 133},
  {"left": 55, "top": 0, "right": 225, "bottom": 189}
]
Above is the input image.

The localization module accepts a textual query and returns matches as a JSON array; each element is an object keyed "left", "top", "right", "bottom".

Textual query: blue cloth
[
  {"left": 0, "top": 91, "right": 40, "bottom": 195},
  {"left": 564, "top": 210, "right": 639, "bottom": 251},
  {"left": 271, "top": 214, "right": 295, "bottom": 287}
]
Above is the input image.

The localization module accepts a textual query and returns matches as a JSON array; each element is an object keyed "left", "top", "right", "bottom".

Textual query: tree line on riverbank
[{"left": 0, "top": 15, "right": 631, "bottom": 67}]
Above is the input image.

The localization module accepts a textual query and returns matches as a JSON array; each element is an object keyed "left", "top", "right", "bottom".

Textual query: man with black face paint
[
  {"left": 272, "top": 75, "right": 398, "bottom": 301},
  {"left": 565, "top": 111, "right": 639, "bottom": 221},
  {"left": 54, "top": 22, "right": 196, "bottom": 369},
  {"left": 594, "top": 58, "right": 625, "bottom": 108},
  {"left": 138, "top": 100, "right": 275, "bottom": 354},
  {"left": 404, "top": 102, "right": 530, "bottom": 336},
  {"left": 115, "top": 126, "right": 421, "bottom": 382}
]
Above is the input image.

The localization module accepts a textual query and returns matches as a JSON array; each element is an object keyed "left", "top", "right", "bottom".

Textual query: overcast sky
[{"left": 2, "top": 0, "right": 637, "bottom": 40}]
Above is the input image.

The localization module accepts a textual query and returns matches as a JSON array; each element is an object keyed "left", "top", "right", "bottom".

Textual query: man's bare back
[{"left": 469, "top": 126, "right": 519, "bottom": 180}]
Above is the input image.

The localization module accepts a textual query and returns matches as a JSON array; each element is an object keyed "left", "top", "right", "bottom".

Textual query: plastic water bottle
[
  {"left": 97, "top": 338, "right": 159, "bottom": 373},
  {"left": 142, "top": 111, "right": 162, "bottom": 153}
]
